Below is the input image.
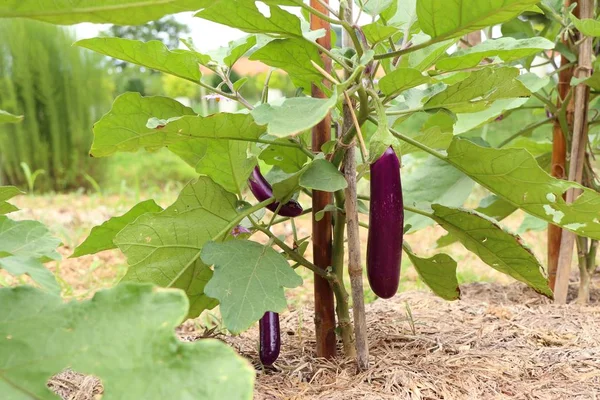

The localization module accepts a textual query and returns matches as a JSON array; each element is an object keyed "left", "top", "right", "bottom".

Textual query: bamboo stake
[
  {"left": 554, "top": 0, "right": 593, "bottom": 304},
  {"left": 310, "top": 0, "right": 337, "bottom": 358},
  {"left": 341, "top": 0, "right": 369, "bottom": 370},
  {"left": 548, "top": 0, "right": 575, "bottom": 292}
]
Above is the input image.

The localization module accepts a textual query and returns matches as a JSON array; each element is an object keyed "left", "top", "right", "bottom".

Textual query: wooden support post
[
  {"left": 310, "top": 0, "right": 336, "bottom": 358},
  {"left": 554, "top": 0, "right": 593, "bottom": 304}
]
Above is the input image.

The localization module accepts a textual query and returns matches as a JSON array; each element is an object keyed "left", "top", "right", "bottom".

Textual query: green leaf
[
  {"left": 115, "top": 177, "right": 240, "bottom": 318},
  {"left": 0, "top": 256, "right": 59, "bottom": 293},
  {"left": 0, "top": 0, "right": 207, "bottom": 25},
  {"left": 518, "top": 214, "right": 547, "bottom": 234},
  {"left": 272, "top": 170, "right": 302, "bottom": 202},
  {"left": 0, "top": 110, "right": 23, "bottom": 124},
  {"left": 381, "top": 0, "right": 417, "bottom": 29},
  {"left": 356, "top": 0, "right": 394, "bottom": 15},
  {"left": 580, "top": 70, "right": 600, "bottom": 90},
  {"left": 446, "top": 138, "right": 600, "bottom": 240},
  {"left": 0, "top": 186, "right": 24, "bottom": 215},
  {"left": 378, "top": 68, "right": 431, "bottom": 96},
  {"left": 315, "top": 204, "right": 340, "bottom": 222},
  {"left": 77, "top": 38, "right": 206, "bottom": 83},
  {"left": 398, "top": 33, "right": 456, "bottom": 71},
  {"left": 0, "top": 216, "right": 61, "bottom": 261},
  {"left": 453, "top": 98, "right": 528, "bottom": 134},
  {"left": 570, "top": 13, "right": 600, "bottom": 37},
  {"left": 403, "top": 244, "right": 460, "bottom": 300},
  {"left": 91, "top": 93, "right": 195, "bottom": 157},
  {"left": 72, "top": 200, "right": 163, "bottom": 258},
  {"left": 399, "top": 127, "right": 453, "bottom": 155},
  {"left": 162, "top": 113, "right": 266, "bottom": 194},
  {"left": 212, "top": 35, "right": 257, "bottom": 68},
  {"left": 0, "top": 283, "right": 254, "bottom": 399},
  {"left": 250, "top": 38, "right": 324, "bottom": 91},
  {"left": 201, "top": 240, "right": 302, "bottom": 334},
  {"left": 259, "top": 140, "right": 308, "bottom": 173},
  {"left": 299, "top": 159, "right": 348, "bottom": 192},
  {"left": 436, "top": 37, "right": 554, "bottom": 71},
  {"left": 417, "top": 0, "right": 541, "bottom": 41},
  {"left": 425, "top": 67, "right": 530, "bottom": 113},
  {"left": 430, "top": 204, "right": 552, "bottom": 297},
  {"left": 196, "top": 0, "right": 302, "bottom": 36},
  {"left": 404, "top": 157, "right": 474, "bottom": 232},
  {"left": 251, "top": 91, "right": 338, "bottom": 138},
  {"left": 362, "top": 21, "right": 400, "bottom": 44}
]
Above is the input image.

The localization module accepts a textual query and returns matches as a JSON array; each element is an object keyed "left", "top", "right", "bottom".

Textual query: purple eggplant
[
  {"left": 366, "top": 147, "right": 403, "bottom": 299},
  {"left": 259, "top": 311, "right": 280, "bottom": 366},
  {"left": 248, "top": 166, "right": 303, "bottom": 217}
]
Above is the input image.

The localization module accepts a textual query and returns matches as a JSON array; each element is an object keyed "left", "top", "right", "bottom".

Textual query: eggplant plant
[{"left": 2, "top": 0, "right": 600, "bottom": 397}]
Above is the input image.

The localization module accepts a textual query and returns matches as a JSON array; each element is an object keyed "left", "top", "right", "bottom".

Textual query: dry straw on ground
[{"left": 50, "top": 282, "right": 600, "bottom": 399}]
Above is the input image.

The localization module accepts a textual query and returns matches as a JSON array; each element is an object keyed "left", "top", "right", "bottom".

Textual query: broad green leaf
[
  {"left": 436, "top": 37, "right": 554, "bottom": 71},
  {"left": 299, "top": 159, "right": 347, "bottom": 192},
  {"left": 0, "top": 284, "right": 254, "bottom": 399},
  {"left": 0, "top": 110, "right": 23, "bottom": 124},
  {"left": 436, "top": 195, "right": 516, "bottom": 248},
  {"left": 0, "top": 0, "right": 209, "bottom": 25},
  {"left": 0, "top": 216, "right": 61, "bottom": 261},
  {"left": 71, "top": 200, "right": 163, "bottom": 258},
  {"left": 362, "top": 21, "right": 400, "bottom": 44},
  {"left": 381, "top": 0, "right": 417, "bottom": 29},
  {"left": 252, "top": 91, "right": 338, "bottom": 138},
  {"left": 581, "top": 70, "right": 600, "bottom": 90},
  {"left": 356, "top": 0, "right": 394, "bottom": 15},
  {"left": 517, "top": 73, "right": 551, "bottom": 93},
  {"left": 259, "top": 139, "right": 308, "bottom": 173},
  {"left": 201, "top": 240, "right": 302, "bottom": 334},
  {"left": 454, "top": 98, "right": 528, "bottom": 134},
  {"left": 115, "top": 177, "right": 240, "bottom": 318},
  {"left": 399, "top": 33, "right": 456, "bottom": 71},
  {"left": 196, "top": 0, "right": 302, "bottom": 37},
  {"left": 425, "top": 67, "right": 530, "bottom": 113},
  {"left": 399, "top": 127, "right": 453, "bottom": 155},
  {"left": 501, "top": 16, "right": 535, "bottom": 40},
  {"left": 417, "top": 0, "right": 541, "bottom": 41},
  {"left": 272, "top": 170, "right": 302, "bottom": 202},
  {"left": 403, "top": 157, "right": 474, "bottom": 232},
  {"left": 378, "top": 68, "right": 430, "bottom": 96},
  {"left": 77, "top": 38, "right": 206, "bottom": 83},
  {"left": 446, "top": 138, "right": 600, "bottom": 240},
  {"left": 0, "top": 186, "right": 24, "bottom": 215},
  {"left": 212, "top": 35, "right": 257, "bottom": 68},
  {"left": 0, "top": 216, "right": 61, "bottom": 292},
  {"left": 250, "top": 38, "right": 324, "bottom": 91},
  {"left": 430, "top": 204, "right": 552, "bottom": 297},
  {"left": 160, "top": 113, "right": 266, "bottom": 194},
  {"left": 403, "top": 245, "right": 460, "bottom": 300},
  {"left": 570, "top": 13, "right": 600, "bottom": 37},
  {"left": 91, "top": 93, "right": 195, "bottom": 157},
  {"left": 0, "top": 256, "right": 59, "bottom": 293}
]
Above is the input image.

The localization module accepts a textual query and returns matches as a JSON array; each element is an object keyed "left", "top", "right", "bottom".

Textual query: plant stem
[
  {"left": 343, "top": 145, "right": 369, "bottom": 369},
  {"left": 373, "top": 39, "right": 433, "bottom": 60},
  {"left": 332, "top": 190, "right": 355, "bottom": 358},
  {"left": 216, "top": 198, "right": 275, "bottom": 241}
]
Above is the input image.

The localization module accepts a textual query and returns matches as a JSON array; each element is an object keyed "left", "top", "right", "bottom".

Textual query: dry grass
[{"left": 49, "top": 282, "right": 600, "bottom": 399}]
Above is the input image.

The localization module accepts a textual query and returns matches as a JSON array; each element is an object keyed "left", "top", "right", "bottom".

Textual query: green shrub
[{"left": 0, "top": 20, "right": 112, "bottom": 191}]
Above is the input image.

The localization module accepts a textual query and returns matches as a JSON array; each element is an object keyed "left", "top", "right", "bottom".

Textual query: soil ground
[{"left": 50, "top": 282, "right": 600, "bottom": 400}]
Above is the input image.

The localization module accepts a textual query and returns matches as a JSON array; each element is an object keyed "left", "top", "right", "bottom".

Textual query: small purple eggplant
[
  {"left": 248, "top": 167, "right": 303, "bottom": 217},
  {"left": 366, "top": 147, "right": 404, "bottom": 299},
  {"left": 259, "top": 311, "right": 280, "bottom": 366}
]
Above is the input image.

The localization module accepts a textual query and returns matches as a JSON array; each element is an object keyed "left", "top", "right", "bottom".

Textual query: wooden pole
[
  {"left": 310, "top": 0, "right": 336, "bottom": 358},
  {"left": 554, "top": 0, "right": 593, "bottom": 304}
]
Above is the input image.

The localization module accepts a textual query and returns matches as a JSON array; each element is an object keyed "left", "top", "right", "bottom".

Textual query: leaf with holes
[{"left": 201, "top": 240, "right": 302, "bottom": 334}]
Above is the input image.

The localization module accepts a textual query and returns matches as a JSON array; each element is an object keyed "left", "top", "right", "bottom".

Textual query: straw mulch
[{"left": 49, "top": 282, "right": 600, "bottom": 399}]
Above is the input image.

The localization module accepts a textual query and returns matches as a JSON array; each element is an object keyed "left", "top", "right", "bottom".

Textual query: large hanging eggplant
[
  {"left": 259, "top": 311, "right": 280, "bottom": 366},
  {"left": 366, "top": 147, "right": 404, "bottom": 299}
]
